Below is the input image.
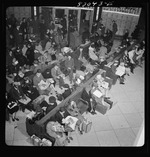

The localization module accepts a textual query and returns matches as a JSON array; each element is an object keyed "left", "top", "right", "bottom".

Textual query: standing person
[
  {"left": 6, "top": 92, "right": 19, "bottom": 123},
  {"left": 128, "top": 46, "right": 137, "bottom": 73},
  {"left": 7, "top": 14, "right": 17, "bottom": 30},
  {"left": 123, "top": 29, "right": 129, "bottom": 41},
  {"left": 26, "top": 17, "right": 33, "bottom": 38},
  {"left": 81, "top": 87, "right": 96, "bottom": 114},
  {"left": 65, "top": 55, "right": 74, "bottom": 82},
  {"left": 13, "top": 23, "right": 23, "bottom": 47},
  {"left": 82, "top": 27, "right": 90, "bottom": 44},
  {"left": 25, "top": 43, "right": 35, "bottom": 66},
  {"left": 111, "top": 20, "right": 118, "bottom": 42},
  {"left": 20, "top": 17, "right": 28, "bottom": 41},
  {"left": 39, "top": 19, "right": 47, "bottom": 41},
  {"left": 85, "top": 10, "right": 91, "bottom": 26},
  {"left": 32, "top": 16, "right": 40, "bottom": 36},
  {"left": 61, "top": 15, "right": 67, "bottom": 38}
]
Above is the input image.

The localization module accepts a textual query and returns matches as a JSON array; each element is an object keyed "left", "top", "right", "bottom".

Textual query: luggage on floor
[
  {"left": 31, "top": 135, "right": 42, "bottom": 146},
  {"left": 104, "top": 98, "right": 113, "bottom": 109},
  {"left": 41, "top": 138, "right": 52, "bottom": 146},
  {"left": 95, "top": 102, "right": 110, "bottom": 115},
  {"left": 32, "top": 95, "right": 45, "bottom": 110},
  {"left": 81, "top": 119, "right": 92, "bottom": 133}
]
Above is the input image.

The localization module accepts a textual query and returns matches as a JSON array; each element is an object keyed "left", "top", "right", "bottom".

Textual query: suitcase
[
  {"left": 104, "top": 98, "right": 113, "bottom": 109},
  {"left": 95, "top": 102, "right": 110, "bottom": 115},
  {"left": 31, "top": 135, "right": 42, "bottom": 146},
  {"left": 41, "top": 138, "right": 52, "bottom": 146},
  {"left": 32, "top": 95, "right": 45, "bottom": 110},
  {"left": 81, "top": 119, "right": 92, "bottom": 133}
]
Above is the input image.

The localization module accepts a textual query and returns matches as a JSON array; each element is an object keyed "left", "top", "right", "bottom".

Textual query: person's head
[
  {"left": 62, "top": 84, "right": 69, "bottom": 90},
  {"left": 120, "top": 62, "right": 125, "bottom": 67},
  {"left": 36, "top": 69, "right": 42, "bottom": 77},
  {"left": 68, "top": 55, "right": 71, "bottom": 60},
  {"left": 91, "top": 43, "right": 95, "bottom": 48},
  {"left": 59, "top": 107, "right": 65, "bottom": 113},
  {"left": 22, "top": 17, "right": 26, "bottom": 22},
  {"left": 49, "top": 96, "right": 56, "bottom": 105}
]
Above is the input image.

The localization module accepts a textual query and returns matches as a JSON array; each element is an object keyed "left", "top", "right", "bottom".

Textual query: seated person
[
  {"left": 21, "top": 78, "right": 39, "bottom": 101},
  {"left": 9, "top": 81, "right": 25, "bottom": 101},
  {"left": 54, "top": 107, "right": 70, "bottom": 125},
  {"left": 33, "top": 69, "right": 51, "bottom": 95},
  {"left": 51, "top": 65, "right": 65, "bottom": 85},
  {"left": 97, "top": 43, "right": 107, "bottom": 60},
  {"left": 46, "top": 121, "right": 68, "bottom": 146},
  {"left": 45, "top": 96, "right": 57, "bottom": 114},
  {"left": 98, "top": 56, "right": 107, "bottom": 69},
  {"left": 88, "top": 43, "right": 98, "bottom": 62},
  {"left": 61, "top": 84, "right": 72, "bottom": 100}
]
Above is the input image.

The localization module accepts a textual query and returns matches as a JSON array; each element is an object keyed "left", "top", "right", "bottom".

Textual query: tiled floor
[{"left": 5, "top": 62, "right": 145, "bottom": 147}]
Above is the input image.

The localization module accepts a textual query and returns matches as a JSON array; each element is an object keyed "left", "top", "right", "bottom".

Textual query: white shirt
[
  {"left": 89, "top": 46, "right": 98, "bottom": 60},
  {"left": 136, "top": 49, "right": 144, "bottom": 60},
  {"left": 128, "top": 50, "right": 135, "bottom": 64},
  {"left": 98, "top": 46, "right": 107, "bottom": 59}
]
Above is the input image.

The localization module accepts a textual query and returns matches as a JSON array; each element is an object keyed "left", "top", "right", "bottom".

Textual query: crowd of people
[{"left": 6, "top": 13, "right": 145, "bottom": 146}]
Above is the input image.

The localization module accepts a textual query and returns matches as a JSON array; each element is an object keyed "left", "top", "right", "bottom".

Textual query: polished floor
[{"left": 5, "top": 62, "right": 145, "bottom": 147}]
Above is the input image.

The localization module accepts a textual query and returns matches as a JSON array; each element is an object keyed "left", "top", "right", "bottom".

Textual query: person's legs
[{"left": 119, "top": 76, "right": 125, "bottom": 84}]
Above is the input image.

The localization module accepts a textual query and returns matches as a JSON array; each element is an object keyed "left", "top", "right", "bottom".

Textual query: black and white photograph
[{"left": 5, "top": 5, "right": 146, "bottom": 147}]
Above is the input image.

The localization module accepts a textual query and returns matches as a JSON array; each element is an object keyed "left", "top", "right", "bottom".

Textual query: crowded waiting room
[{"left": 6, "top": 6, "right": 145, "bottom": 146}]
